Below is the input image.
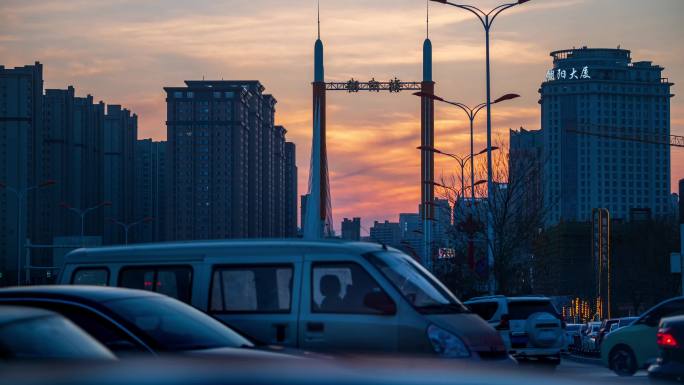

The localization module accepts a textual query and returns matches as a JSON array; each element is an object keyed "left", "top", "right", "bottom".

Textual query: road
[{"left": 546, "top": 358, "right": 649, "bottom": 384}]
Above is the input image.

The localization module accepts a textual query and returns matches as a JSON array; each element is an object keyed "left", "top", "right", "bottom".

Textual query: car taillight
[{"left": 656, "top": 328, "right": 679, "bottom": 348}]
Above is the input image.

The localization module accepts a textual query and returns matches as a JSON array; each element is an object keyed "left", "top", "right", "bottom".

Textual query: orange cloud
[{"left": 2, "top": 0, "right": 683, "bottom": 233}]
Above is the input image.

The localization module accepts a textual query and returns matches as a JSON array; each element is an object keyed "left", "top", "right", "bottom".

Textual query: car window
[
  {"left": 105, "top": 296, "right": 253, "bottom": 352},
  {"left": 0, "top": 315, "right": 115, "bottom": 360},
  {"left": 119, "top": 266, "right": 192, "bottom": 303},
  {"left": 71, "top": 268, "right": 109, "bottom": 286},
  {"left": 507, "top": 300, "right": 560, "bottom": 320},
  {"left": 17, "top": 302, "right": 148, "bottom": 355},
  {"left": 468, "top": 302, "right": 499, "bottom": 321},
  {"left": 210, "top": 265, "right": 292, "bottom": 313},
  {"left": 311, "top": 262, "right": 391, "bottom": 315},
  {"left": 645, "top": 299, "right": 684, "bottom": 324},
  {"left": 365, "top": 252, "right": 466, "bottom": 313}
]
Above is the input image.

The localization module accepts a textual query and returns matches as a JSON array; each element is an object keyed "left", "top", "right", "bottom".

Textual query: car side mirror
[{"left": 363, "top": 291, "right": 396, "bottom": 315}]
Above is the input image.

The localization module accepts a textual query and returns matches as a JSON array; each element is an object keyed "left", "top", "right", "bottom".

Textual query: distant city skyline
[{"left": 2, "top": 0, "right": 683, "bottom": 232}]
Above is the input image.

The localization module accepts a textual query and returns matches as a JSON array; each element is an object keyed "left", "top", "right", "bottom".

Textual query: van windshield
[{"left": 365, "top": 251, "right": 468, "bottom": 314}]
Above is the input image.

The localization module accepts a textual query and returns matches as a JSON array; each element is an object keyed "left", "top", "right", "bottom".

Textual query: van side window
[
  {"left": 210, "top": 265, "right": 292, "bottom": 313},
  {"left": 468, "top": 302, "right": 499, "bottom": 321},
  {"left": 72, "top": 268, "right": 109, "bottom": 286},
  {"left": 312, "top": 262, "right": 389, "bottom": 314},
  {"left": 118, "top": 267, "right": 192, "bottom": 304}
]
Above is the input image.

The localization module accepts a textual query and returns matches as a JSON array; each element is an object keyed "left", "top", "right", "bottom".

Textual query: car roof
[
  {"left": 0, "top": 305, "right": 59, "bottom": 325},
  {"left": 506, "top": 296, "right": 551, "bottom": 302},
  {"left": 464, "top": 295, "right": 551, "bottom": 303},
  {"left": 64, "top": 239, "right": 392, "bottom": 263},
  {"left": 661, "top": 314, "right": 684, "bottom": 326},
  {"left": 0, "top": 285, "right": 160, "bottom": 304}
]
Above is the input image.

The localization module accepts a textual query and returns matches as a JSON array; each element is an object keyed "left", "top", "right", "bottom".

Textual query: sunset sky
[{"left": 2, "top": 0, "right": 683, "bottom": 233}]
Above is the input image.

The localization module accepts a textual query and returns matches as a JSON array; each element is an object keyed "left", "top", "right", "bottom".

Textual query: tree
[{"left": 435, "top": 134, "right": 554, "bottom": 296}]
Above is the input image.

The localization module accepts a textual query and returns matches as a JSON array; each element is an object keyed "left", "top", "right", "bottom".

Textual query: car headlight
[{"left": 427, "top": 324, "right": 471, "bottom": 358}]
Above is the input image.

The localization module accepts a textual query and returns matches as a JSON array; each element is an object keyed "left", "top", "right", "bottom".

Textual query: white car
[{"left": 465, "top": 295, "right": 565, "bottom": 365}]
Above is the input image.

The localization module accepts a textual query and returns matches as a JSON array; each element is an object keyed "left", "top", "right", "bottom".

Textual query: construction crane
[{"left": 568, "top": 124, "right": 684, "bottom": 148}]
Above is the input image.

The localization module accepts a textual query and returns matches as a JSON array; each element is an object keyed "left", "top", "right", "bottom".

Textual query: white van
[{"left": 58, "top": 240, "right": 507, "bottom": 360}]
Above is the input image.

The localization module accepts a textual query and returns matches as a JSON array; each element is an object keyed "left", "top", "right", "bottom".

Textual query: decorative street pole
[
  {"left": 108, "top": 217, "right": 154, "bottom": 245},
  {"left": 418, "top": 145, "right": 495, "bottom": 202},
  {"left": 60, "top": 201, "right": 112, "bottom": 245},
  {"left": 430, "top": 0, "right": 530, "bottom": 294},
  {"left": 413, "top": 92, "right": 518, "bottom": 202}
]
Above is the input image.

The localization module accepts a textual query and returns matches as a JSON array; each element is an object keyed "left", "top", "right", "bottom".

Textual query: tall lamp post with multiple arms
[
  {"left": 418, "top": 145, "right": 498, "bottom": 202},
  {"left": 108, "top": 217, "right": 154, "bottom": 245},
  {"left": 0, "top": 179, "right": 56, "bottom": 285},
  {"left": 430, "top": 0, "right": 529, "bottom": 294},
  {"left": 413, "top": 92, "right": 518, "bottom": 202},
  {"left": 59, "top": 201, "right": 112, "bottom": 245}
]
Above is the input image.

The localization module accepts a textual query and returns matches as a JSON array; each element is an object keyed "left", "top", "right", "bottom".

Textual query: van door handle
[
  {"left": 273, "top": 323, "right": 287, "bottom": 343},
  {"left": 307, "top": 322, "right": 324, "bottom": 332}
]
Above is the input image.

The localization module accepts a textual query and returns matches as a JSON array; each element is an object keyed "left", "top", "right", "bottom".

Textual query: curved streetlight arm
[
  {"left": 432, "top": 1, "right": 487, "bottom": 28},
  {"left": 83, "top": 201, "right": 111, "bottom": 215},
  {"left": 489, "top": 3, "right": 519, "bottom": 25},
  {"left": 442, "top": 100, "right": 475, "bottom": 120},
  {"left": 472, "top": 103, "right": 488, "bottom": 119}
]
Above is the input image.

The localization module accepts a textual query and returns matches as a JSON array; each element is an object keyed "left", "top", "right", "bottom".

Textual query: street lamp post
[
  {"left": 60, "top": 201, "right": 112, "bottom": 245},
  {"left": 414, "top": 92, "right": 518, "bottom": 202},
  {"left": 428, "top": 0, "right": 529, "bottom": 294},
  {"left": 0, "top": 179, "right": 56, "bottom": 285},
  {"left": 418, "top": 145, "right": 499, "bottom": 202},
  {"left": 108, "top": 217, "right": 154, "bottom": 245}
]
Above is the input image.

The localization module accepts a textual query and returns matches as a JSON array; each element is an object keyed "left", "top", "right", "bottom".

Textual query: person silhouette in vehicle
[{"left": 319, "top": 274, "right": 344, "bottom": 311}]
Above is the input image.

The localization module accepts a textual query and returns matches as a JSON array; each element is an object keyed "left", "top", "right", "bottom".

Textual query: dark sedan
[
  {"left": 648, "top": 314, "right": 684, "bottom": 382},
  {"left": 0, "top": 286, "right": 292, "bottom": 360},
  {"left": 0, "top": 305, "right": 115, "bottom": 361}
]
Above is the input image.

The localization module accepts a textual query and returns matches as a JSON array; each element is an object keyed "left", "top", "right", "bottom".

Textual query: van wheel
[{"left": 609, "top": 346, "right": 637, "bottom": 376}]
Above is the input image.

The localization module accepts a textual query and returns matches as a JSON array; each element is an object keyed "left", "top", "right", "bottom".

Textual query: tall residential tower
[{"left": 540, "top": 47, "right": 673, "bottom": 224}]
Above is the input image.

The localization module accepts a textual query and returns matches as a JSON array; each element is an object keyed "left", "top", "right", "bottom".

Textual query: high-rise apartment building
[
  {"left": 300, "top": 194, "right": 309, "bottom": 235},
  {"left": 165, "top": 80, "right": 296, "bottom": 240},
  {"left": 369, "top": 220, "right": 401, "bottom": 247},
  {"left": 273, "top": 125, "right": 286, "bottom": 237},
  {"left": 341, "top": 217, "right": 361, "bottom": 241},
  {"left": 103, "top": 105, "right": 137, "bottom": 244},
  {"left": 284, "top": 142, "right": 298, "bottom": 237},
  {"left": 165, "top": 81, "right": 250, "bottom": 240},
  {"left": 509, "top": 127, "right": 543, "bottom": 219},
  {"left": 134, "top": 139, "right": 166, "bottom": 243},
  {"left": 261, "top": 95, "right": 276, "bottom": 237},
  {"left": 32, "top": 88, "right": 107, "bottom": 254},
  {"left": 540, "top": 47, "right": 672, "bottom": 224},
  {"left": 0, "top": 62, "right": 43, "bottom": 285},
  {"left": 433, "top": 198, "right": 452, "bottom": 248}
]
